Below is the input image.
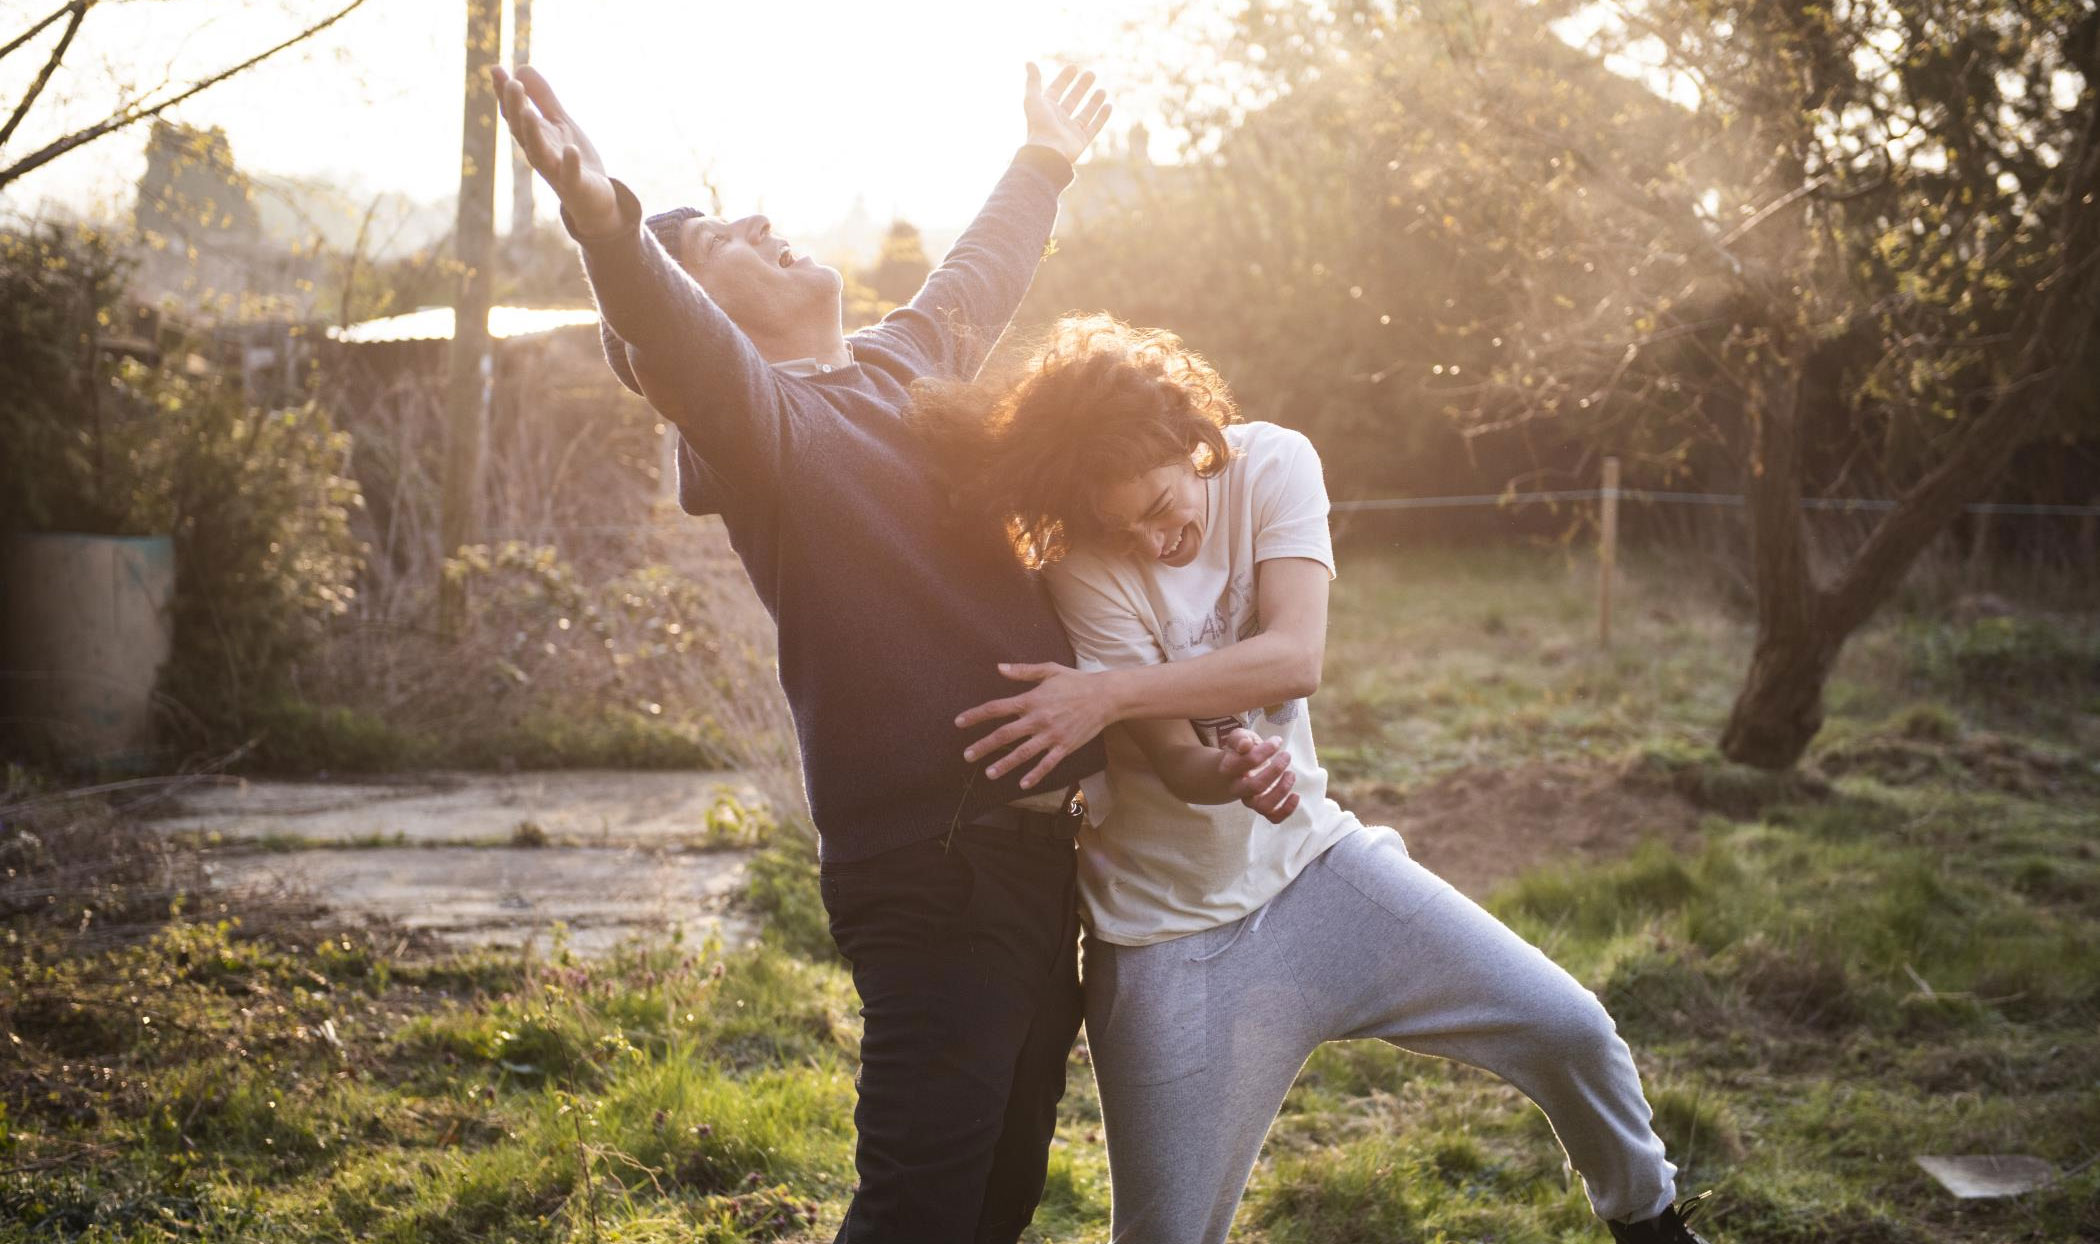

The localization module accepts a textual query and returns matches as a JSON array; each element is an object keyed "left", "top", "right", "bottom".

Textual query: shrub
[
  {"left": 139, "top": 371, "right": 364, "bottom": 752},
  {"left": 0, "top": 225, "right": 365, "bottom": 762},
  {"left": 0, "top": 224, "right": 133, "bottom": 535}
]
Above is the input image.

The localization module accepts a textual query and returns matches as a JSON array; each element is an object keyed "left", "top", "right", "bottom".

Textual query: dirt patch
[
  {"left": 1333, "top": 762, "right": 1705, "bottom": 898},
  {"left": 1817, "top": 730, "right": 2097, "bottom": 799}
]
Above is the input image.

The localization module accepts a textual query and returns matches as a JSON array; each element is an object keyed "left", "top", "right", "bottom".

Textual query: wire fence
[
  {"left": 1330, "top": 489, "right": 2100, "bottom": 516},
  {"left": 485, "top": 488, "right": 2100, "bottom": 541}
]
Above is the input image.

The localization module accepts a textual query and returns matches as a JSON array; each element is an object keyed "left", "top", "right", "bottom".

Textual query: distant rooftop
[{"left": 326, "top": 305, "right": 600, "bottom": 345}]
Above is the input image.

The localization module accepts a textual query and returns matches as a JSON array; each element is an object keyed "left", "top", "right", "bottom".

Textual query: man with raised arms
[{"left": 492, "top": 60, "right": 1303, "bottom": 1242}]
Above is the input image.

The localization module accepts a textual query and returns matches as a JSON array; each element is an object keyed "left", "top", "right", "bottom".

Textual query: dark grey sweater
[{"left": 569, "top": 147, "right": 1104, "bottom": 862}]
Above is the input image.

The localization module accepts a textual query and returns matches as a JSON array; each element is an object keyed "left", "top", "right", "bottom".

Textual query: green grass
[
  {"left": 244, "top": 700, "right": 731, "bottom": 776},
  {"left": 5, "top": 547, "right": 2096, "bottom": 1241},
  {"left": 1, "top": 922, "right": 858, "bottom": 1242}
]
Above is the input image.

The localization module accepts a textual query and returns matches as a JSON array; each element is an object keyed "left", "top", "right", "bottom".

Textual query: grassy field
[{"left": 4, "top": 545, "right": 2097, "bottom": 1242}]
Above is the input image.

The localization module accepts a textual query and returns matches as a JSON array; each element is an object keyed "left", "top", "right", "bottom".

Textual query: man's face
[{"left": 672, "top": 213, "right": 842, "bottom": 335}]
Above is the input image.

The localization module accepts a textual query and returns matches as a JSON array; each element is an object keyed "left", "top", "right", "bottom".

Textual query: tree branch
[
  {"left": 0, "top": 0, "right": 83, "bottom": 63},
  {"left": 0, "top": 1, "right": 87, "bottom": 155},
  {"left": 1823, "top": 94, "right": 2100, "bottom": 639},
  {"left": 0, "top": 0, "right": 369, "bottom": 194},
  {"left": 1475, "top": 97, "right": 1761, "bottom": 294}
]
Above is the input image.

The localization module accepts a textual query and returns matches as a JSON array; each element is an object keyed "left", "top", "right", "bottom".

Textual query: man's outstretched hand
[
  {"left": 492, "top": 65, "right": 621, "bottom": 239},
  {"left": 1025, "top": 63, "right": 1113, "bottom": 165},
  {"left": 1219, "top": 729, "right": 1300, "bottom": 825}
]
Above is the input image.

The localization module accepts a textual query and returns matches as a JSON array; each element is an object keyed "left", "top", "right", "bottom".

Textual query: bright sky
[{"left": 0, "top": 0, "right": 1187, "bottom": 243}]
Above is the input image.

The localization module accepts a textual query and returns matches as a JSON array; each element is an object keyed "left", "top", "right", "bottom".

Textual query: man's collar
[{"left": 771, "top": 342, "right": 855, "bottom": 378}]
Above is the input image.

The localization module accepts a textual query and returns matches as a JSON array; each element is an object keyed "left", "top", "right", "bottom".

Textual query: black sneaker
[{"left": 1607, "top": 1191, "right": 1715, "bottom": 1243}]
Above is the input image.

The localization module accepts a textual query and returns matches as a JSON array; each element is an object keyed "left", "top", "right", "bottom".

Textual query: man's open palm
[
  {"left": 1025, "top": 63, "right": 1113, "bottom": 164},
  {"left": 492, "top": 65, "right": 620, "bottom": 238}
]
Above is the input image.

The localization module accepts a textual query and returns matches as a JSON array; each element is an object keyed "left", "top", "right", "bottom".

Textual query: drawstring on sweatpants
[{"left": 1189, "top": 899, "right": 1274, "bottom": 963}]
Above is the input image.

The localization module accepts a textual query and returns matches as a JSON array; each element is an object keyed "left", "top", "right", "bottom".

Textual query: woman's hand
[
  {"left": 1023, "top": 62, "right": 1113, "bottom": 165},
  {"left": 492, "top": 65, "right": 621, "bottom": 239},
  {"left": 958, "top": 662, "right": 1118, "bottom": 791},
  {"left": 1219, "top": 729, "right": 1300, "bottom": 824}
]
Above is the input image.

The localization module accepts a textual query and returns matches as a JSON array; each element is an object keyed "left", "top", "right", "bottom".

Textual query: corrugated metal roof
[{"left": 326, "top": 305, "right": 600, "bottom": 344}]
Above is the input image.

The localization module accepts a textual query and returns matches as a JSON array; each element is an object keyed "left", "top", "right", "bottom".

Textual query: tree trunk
[
  {"left": 1719, "top": 353, "right": 1834, "bottom": 768},
  {"left": 1720, "top": 628, "right": 1838, "bottom": 768}
]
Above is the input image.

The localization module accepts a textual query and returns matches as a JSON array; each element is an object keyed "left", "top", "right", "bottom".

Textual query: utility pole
[
  {"left": 507, "top": 0, "right": 534, "bottom": 263},
  {"left": 439, "top": 0, "right": 500, "bottom": 638}
]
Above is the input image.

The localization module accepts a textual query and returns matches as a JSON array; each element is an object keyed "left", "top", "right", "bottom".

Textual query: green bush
[
  {"left": 139, "top": 370, "right": 365, "bottom": 752},
  {"left": 0, "top": 226, "right": 365, "bottom": 763},
  {"left": 247, "top": 700, "right": 419, "bottom": 773},
  {"left": 0, "top": 225, "right": 133, "bottom": 535}
]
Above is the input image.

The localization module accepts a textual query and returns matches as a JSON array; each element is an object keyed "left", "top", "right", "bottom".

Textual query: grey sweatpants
[{"left": 1082, "top": 826, "right": 1677, "bottom": 1243}]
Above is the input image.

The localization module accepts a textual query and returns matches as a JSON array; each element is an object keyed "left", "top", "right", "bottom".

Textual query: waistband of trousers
[{"left": 966, "top": 785, "right": 1085, "bottom": 839}]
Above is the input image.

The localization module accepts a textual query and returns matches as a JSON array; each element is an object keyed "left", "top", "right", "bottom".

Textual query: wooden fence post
[{"left": 1599, "top": 456, "right": 1620, "bottom": 648}]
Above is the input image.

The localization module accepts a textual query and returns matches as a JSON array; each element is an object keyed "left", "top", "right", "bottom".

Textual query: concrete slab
[
  {"left": 149, "top": 770, "right": 755, "bottom": 847},
  {"left": 1914, "top": 1155, "right": 2058, "bottom": 1199},
  {"left": 204, "top": 844, "right": 756, "bottom": 958}
]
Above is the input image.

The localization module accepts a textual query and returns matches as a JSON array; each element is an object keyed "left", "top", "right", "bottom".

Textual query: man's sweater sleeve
[
  {"left": 566, "top": 180, "right": 788, "bottom": 489},
  {"left": 861, "top": 145, "right": 1074, "bottom": 383}
]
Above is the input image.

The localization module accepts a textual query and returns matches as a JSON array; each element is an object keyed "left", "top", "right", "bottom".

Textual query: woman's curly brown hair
[{"left": 909, "top": 313, "right": 1238, "bottom": 569}]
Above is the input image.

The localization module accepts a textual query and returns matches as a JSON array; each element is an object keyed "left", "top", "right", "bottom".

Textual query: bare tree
[{"left": 0, "top": 0, "right": 370, "bottom": 194}]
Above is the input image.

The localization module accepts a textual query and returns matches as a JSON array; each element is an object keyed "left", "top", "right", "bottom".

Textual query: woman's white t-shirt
[{"left": 1045, "top": 421, "right": 1362, "bottom": 947}]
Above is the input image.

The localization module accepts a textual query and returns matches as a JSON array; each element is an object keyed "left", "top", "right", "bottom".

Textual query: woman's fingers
[
  {"left": 1018, "top": 743, "right": 1071, "bottom": 792},
  {"left": 1228, "top": 746, "right": 1288, "bottom": 797},
  {"left": 1218, "top": 735, "right": 1267, "bottom": 778},
  {"left": 961, "top": 713, "right": 1036, "bottom": 763},
  {"left": 1044, "top": 64, "right": 1078, "bottom": 102},
  {"left": 985, "top": 730, "right": 1053, "bottom": 780},
  {"left": 996, "top": 662, "right": 1066, "bottom": 683},
  {"left": 1247, "top": 749, "right": 1284, "bottom": 786},
  {"left": 1251, "top": 770, "right": 1298, "bottom": 822},
  {"left": 957, "top": 694, "right": 1026, "bottom": 733}
]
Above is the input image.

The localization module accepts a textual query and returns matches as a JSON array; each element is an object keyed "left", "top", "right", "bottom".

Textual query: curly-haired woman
[{"left": 920, "top": 315, "right": 1714, "bottom": 1244}]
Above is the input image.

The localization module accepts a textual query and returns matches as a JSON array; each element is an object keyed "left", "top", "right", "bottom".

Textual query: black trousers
[{"left": 821, "top": 818, "right": 1084, "bottom": 1243}]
